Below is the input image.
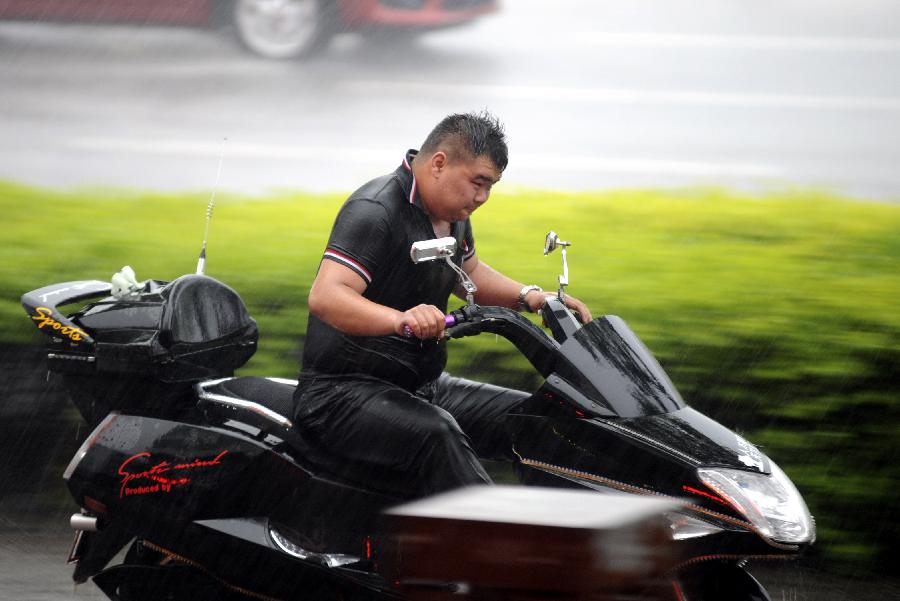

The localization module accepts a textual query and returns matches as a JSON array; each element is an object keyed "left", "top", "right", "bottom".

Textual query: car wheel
[{"left": 233, "top": 0, "right": 333, "bottom": 59}]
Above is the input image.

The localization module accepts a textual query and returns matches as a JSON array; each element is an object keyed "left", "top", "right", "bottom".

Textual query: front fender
[{"left": 674, "top": 561, "right": 771, "bottom": 601}]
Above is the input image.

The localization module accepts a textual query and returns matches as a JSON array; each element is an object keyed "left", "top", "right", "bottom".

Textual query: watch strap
[{"left": 517, "top": 285, "right": 543, "bottom": 312}]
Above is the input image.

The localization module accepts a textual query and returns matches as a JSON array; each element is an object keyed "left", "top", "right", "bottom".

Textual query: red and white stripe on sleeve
[{"left": 323, "top": 248, "right": 373, "bottom": 285}]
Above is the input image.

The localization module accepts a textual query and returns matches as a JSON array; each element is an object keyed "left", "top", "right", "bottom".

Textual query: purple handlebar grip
[{"left": 403, "top": 314, "right": 458, "bottom": 338}]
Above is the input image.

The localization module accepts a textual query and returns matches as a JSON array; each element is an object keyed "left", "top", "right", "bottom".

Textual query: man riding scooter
[{"left": 294, "top": 111, "right": 592, "bottom": 498}]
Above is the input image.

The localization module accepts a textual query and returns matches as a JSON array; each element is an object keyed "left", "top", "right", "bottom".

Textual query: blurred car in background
[{"left": 0, "top": 0, "right": 498, "bottom": 58}]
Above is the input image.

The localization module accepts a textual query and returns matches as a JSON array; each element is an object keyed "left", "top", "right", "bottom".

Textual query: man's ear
[{"left": 430, "top": 151, "right": 447, "bottom": 176}]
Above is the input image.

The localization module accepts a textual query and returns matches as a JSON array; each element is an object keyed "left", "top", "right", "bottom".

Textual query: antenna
[{"left": 196, "top": 137, "right": 227, "bottom": 275}]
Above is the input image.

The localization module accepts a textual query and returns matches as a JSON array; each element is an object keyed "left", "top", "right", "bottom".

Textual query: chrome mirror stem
[
  {"left": 544, "top": 231, "right": 571, "bottom": 302},
  {"left": 445, "top": 258, "right": 478, "bottom": 306},
  {"left": 558, "top": 246, "right": 569, "bottom": 302}
]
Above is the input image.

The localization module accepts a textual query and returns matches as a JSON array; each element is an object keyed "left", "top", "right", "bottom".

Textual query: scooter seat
[
  {"left": 196, "top": 376, "right": 406, "bottom": 499},
  {"left": 196, "top": 376, "right": 297, "bottom": 428}
]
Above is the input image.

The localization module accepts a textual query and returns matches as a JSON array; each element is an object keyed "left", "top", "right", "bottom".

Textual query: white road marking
[
  {"left": 571, "top": 32, "right": 900, "bottom": 52},
  {"left": 66, "top": 137, "right": 785, "bottom": 178},
  {"left": 67, "top": 138, "right": 379, "bottom": 162},
  {"left": 511, "top": 153, "right": 784, "bottom": 178},
  {"left": 341, "top": 81, "right": 900, "bottom": 112}
]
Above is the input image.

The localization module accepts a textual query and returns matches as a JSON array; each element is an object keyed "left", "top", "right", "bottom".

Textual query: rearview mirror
[
  {"left": 544, "top": 231, "right": 569, "bottom": 255},
  {"left": 410, "top": 237, "right": 457, "bottom": 264},
  {"left": 409, "top": 237, "right": 477, "bottom": 305}
]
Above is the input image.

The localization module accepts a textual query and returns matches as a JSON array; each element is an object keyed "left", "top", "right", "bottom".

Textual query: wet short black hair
[{"left": 420, "top": 111, "right": 508, "bottom": 173}]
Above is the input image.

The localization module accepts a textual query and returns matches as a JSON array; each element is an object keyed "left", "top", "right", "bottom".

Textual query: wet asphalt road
[{"left": 1, "top": 0, "right": 899, "bottom": 198}]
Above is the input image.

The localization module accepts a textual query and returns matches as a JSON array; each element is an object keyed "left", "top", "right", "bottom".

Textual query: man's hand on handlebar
[
  {"left": 395, "top": 304, "right": 446, "bottom": 339},
  {"left": 561, "top": 295, "right": 593, "bottom": 324},
  {"left": 524, "top": 290, "right": 593, "bottom": 324}
]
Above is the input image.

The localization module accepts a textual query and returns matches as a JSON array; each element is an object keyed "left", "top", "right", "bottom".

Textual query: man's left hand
[{"left": 525, "top": 291, "right": 593, "bottom": 324}]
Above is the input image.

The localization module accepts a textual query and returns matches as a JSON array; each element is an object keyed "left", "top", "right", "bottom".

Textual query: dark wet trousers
[{"left": 292, "top": 372, "right": 529, "bottom": 499}]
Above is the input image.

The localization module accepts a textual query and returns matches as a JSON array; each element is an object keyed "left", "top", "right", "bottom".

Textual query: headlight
[{"left": 697, "top": 461, "right": 815, "bottom": 545}]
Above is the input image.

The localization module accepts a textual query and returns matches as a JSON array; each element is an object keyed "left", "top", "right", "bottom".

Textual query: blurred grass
[{"left": 1, "top": 180, "right": 898, "bottom": 574}]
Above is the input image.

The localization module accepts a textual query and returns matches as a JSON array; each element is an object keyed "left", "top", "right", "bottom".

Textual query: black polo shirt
[{"left": 302, "top": 150, "right": 476, "bottom": 391}]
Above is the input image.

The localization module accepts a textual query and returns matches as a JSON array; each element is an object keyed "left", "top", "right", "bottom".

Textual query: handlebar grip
[{"left": 403, "top": 314, "right": 458, "bottom": 338}]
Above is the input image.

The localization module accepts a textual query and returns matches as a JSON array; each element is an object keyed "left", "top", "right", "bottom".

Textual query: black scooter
[{"left": 22, "top": 232, "right": 814, "bottom": 601}]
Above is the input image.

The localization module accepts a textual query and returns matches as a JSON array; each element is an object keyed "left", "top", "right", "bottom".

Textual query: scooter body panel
[
  {"left": 66, "top": 413, "right": 396, "bottom": 559},
  {"left": 66, "top": 414, "right": 291, "bottom": 527}
]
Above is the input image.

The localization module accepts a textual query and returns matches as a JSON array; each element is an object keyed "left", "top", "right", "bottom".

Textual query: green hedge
[{"left": 2, "top": 181, "right": 897, "bottom": 573}]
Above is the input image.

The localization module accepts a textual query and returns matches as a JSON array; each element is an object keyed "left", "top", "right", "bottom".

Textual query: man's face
[{"left": 426, "top": 153, "right": 501, "bottom": 223}]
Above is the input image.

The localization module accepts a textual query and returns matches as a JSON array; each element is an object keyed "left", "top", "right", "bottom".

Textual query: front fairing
[
  {"left": 540, "top": 316, "right": 685, "bottom": 418},
  {"left": 510, "top": 404, "right": 770, "bottom": 492},
  {"left": 509, "top": 410, "right": 807, "bottom": 558},
  {"left": 515, "top": 313, "right": 774, "bottom": 485},
  {"left": 613, "top": 407, "right": 770, "bottom": 475}
]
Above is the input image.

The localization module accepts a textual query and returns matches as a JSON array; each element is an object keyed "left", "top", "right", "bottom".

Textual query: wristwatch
[{"left": 517, "top": 285, "right": 543, "bottom": 312}]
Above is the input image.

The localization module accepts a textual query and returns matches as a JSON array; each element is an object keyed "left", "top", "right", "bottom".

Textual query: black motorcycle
[{"left": 22, "top": 232, "right": 814, "bottom": 601}]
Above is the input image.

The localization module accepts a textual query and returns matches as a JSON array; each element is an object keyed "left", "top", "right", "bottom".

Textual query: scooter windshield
[{"left": 554, "top": 316, "right": 685, "bottom": 417}]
